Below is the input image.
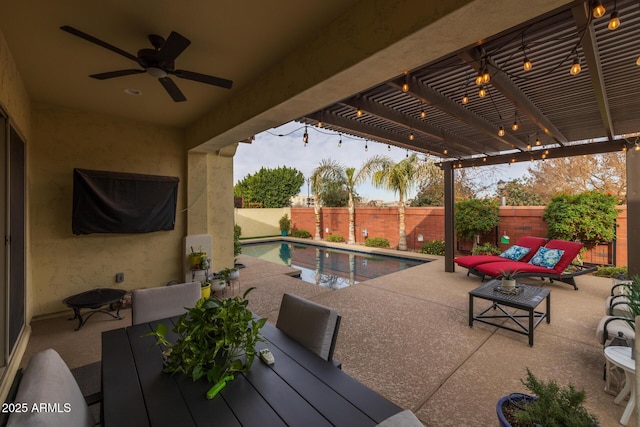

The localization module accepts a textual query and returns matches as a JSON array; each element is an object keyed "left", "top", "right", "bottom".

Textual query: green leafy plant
[
  {"left": 326, "top": 234, "right": 345, "bottom": 243},
  {"left": 472, "top": 242, "right": 501, "bottom": 255},
  {"left": 593, "top": 266, "right": 628, "bottom": 278},
  {"left": 508, "top": 368, "right": 598, "bottom": 426},
  {"left": 420, "top": 240, "right": 445, "bottom": 255},
  {"left": 454, "top": 198, "right": 499, "bottom": 241},
  {"left": 364, "top": 237, "right": 390, "bottom": 248},
  {"left": 291, "top": 229, "right": 312, "bottom": 238},
  {"left": 234, "top": 225, "right": 242, "bottom": 256},
  {"left": 279, "top": 214, "right": 291, "bottom": 234},
  {"left": 543, "top": 191, "right": 618, "bottom": 246},
  {"left": 146, "top": 287, "right": 267, "bottom": 386},
  {"left": 621, "top": 275, "right": 640, "bottom": 332},
  {"left": 217, "top": 267, "right": 238, "bottom": 283}
]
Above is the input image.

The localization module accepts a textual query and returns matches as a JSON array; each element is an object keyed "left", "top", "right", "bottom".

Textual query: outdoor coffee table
[
  {"left": 63, "top": 288, "right": 126, "bottom": 331},
  {"left": 469, "top": 279, "right": 550, "bottom": 346}
]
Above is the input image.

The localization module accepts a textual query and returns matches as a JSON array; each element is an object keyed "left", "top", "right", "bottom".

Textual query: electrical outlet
[{"left": 115, "top": 272, "right": 124, "bottom": 283}]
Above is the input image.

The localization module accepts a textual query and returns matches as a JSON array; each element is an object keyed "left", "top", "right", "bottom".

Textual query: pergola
[{"left": 298, "top": 0, "right": 640, "bottom": 275}]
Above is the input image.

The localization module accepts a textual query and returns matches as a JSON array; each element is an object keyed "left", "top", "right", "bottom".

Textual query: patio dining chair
[
  {"left": 276, "top": 293, "right": 342, "bottom": 368},
  {"left": 131, "top": 281, "right": 200, "bottom": 325}
]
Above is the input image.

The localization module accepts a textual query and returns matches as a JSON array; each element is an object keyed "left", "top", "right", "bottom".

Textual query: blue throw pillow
[
  {"left": 529, "top": 247, "right": 565, "bottom": 269},
  {"left": 499, "top": 245, "right": 531, "bottom": 261}
]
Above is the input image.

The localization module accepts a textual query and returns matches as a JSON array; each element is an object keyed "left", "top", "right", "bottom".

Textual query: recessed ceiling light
[{"left": 124, "top": 88, "right": 142, "bottom": 96}]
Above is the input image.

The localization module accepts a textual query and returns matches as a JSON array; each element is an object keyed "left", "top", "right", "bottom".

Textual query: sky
[{"left": 233, "top": 121, "right": 532, "bottom": 202}]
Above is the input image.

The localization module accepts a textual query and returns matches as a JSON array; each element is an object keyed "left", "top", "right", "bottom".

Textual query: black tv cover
[{"left": 72, "top": 168, "right": 179, "bottom": 235}]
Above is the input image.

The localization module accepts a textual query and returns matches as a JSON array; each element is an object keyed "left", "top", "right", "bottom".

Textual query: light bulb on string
[
  {"left": 482, "top": 68, "right": 490, "bottom": 84},
  {"left": 526, "top": 143, "right": 532, "bottom": 151},
  {"left": 365, "top": 141, "right": 368, "bottom": 152},
  {"left": 401, "top": 73, "right": 409, "bottom": 93},
  {"left": 498, "top": 126, "right": 505, "bottom": 137},
  {"left": 409, "top": 132, "right": 415, "bottom": 141},
  {"left": 475, "top": 72, "right": 483, "bottom": 86},
  {"left": 523, "top": 57, "right": 532, "bottom": 71},
  {"left": 338, "top": 134, "right": 342, "bottom": 147},
  {"left": 420, "top": 109, "right": 426, "bottom": 119},
  {"left": 593, "top": 0, "right": 606, "bottom": 18},
  {"left": 535, "top": 135, "right": 541, "bottom": 146},
  {"left": 387, "top": 145, "right": 391, "bottom": 152},
  {"left": 317, "top": 120, "right": 322, "bottom": 128},
  {"left": 406, "top": 150, "right": 409, "bottom": 158},
  {"left": 570, "top": 55, "right": 581, "bottom": 75},
  {"left": 303, "top": 126, "right": 309, "bottom": 145},
  {"left": 356, "top": 108, "right": 363, "bottom": 117},
  {"left": 482, "top": 157, "right": 487, "bottom": 162},
  {"left": 462, "top": 93, "right": 469, "bottom": 104},
  {"left": 512, "top": 111, "right": 519, "bottom": 131},
  {"left": 443, "top": 147, "right": 448, "bottom": 155},
  {"left": 636, "top": 56, "right": 640, "bottom": 66},
  {"left": 608, "top": 10, "right": 620, "bottom": 30},
  {"left": 478, "top": 87, "right": 487, "bottom": 98}
]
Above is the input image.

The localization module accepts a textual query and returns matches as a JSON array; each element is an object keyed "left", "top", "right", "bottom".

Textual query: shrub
[
  {"left": 234, "top": 224, "right": 242, "bottom": 256},
  {"left": 593, "top": 266, "right": 628, "bottom": 278},
  {"left": 420, "top": 240, "right": 445, "bottom": 255},
  {"left": 365, "top": 237, "right": 390, "bottom": 248},
  {"left": 326, "top": 234, "right": 345, "bottom": 243},
  {"left": 543, "top": 191, "right": 618, "bottom": 246},
  {"left": 454, "top": 198, "right": 499, "bottom": 241},
  {"left": 291, "top": 229, "right": 312, "bottom": 238},
  {"left": 279, "top": 214, "right": 291, "bottom": 234},
  {"left": 472, "top": 242, "right": 501, "bottom": 255}
]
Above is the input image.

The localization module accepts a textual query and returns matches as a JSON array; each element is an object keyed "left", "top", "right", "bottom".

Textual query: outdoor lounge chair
[
  {"left": 472, "top": 239, "right": 597, "bottom": 290},
  {"left": 454, "top": 236, "right": 547, "bottom": 277}
]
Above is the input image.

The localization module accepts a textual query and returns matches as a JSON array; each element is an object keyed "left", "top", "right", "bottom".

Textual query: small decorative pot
[
  {"left": 497, "top": 393, "right": 537, "bottom": 427},
  {"left": 200, "top": 284, "right": 211, "bottom": 300},
  {"left": 229, "top": 270, "right": 240, "bottom": 280},
  {"left": 501, "top": 278, "right": 516, "bottom": 289},
  {"left": 211, "top": 279, "right": 226, "bottom": 292},
  {"left": 189, "top": 253, "right": 206, "bottom": 269}
]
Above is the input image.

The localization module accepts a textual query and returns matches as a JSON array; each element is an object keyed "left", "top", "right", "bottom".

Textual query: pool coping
[{"left": 241, "top": 236, "right": 439, "bottom": 263}]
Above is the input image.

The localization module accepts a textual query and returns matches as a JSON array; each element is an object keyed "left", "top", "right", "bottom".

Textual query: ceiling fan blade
[
  {"left": 159, "top": 77, "right": 187, "bottom": 102},
  {"left": 60, "top": 25, "right": 138, "bottom": 62},
  {"left": 90, "top": 69, "right": 145, "bottom": 80},
  {"left": 173, "top": 69, "right": 233, "bottom": 89},
  {"left": 158, "top": 31, "right": 191, "bottom": 64}
]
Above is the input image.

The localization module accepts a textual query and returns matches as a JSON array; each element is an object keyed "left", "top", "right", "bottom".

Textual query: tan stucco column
[{"left": 187, "top": 144, "right": 237, "bottom": 272}]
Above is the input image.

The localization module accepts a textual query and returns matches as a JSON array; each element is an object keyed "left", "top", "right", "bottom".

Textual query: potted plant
[
  {"left": 219, "top": 267, "right": 239, "bottom": 282},
  {"left": 500, "top": 269, "right": 520, "bottom": 289},
  {"left": 279, "top": 213, "right": 291, "bottom": 236},
  {"left": 497, "top": 368, "right": 598, "bottom": 427},
  {"left": 210, "top": 272, "right": 226, "bottom": 291},
  {"left": 189, "top": 246, "right": 207, "bottom": 269},
  {"left": 200, "top": 281, "right": 211, "bottom": 300},
  {"left": 146, "top": 288, "right": 267, "bottom": 397}
]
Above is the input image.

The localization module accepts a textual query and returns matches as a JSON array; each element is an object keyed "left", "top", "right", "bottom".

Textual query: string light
[
  {"left": 401, "top": 72, "right": 409, "bottom": 93},
  {"left": 443, "top": 147, "right": 448, "bottom": 155},
  {"left": 338, "top": 134, "right": 342, "bottom": 147},
  {"left": 535, "top": 135, "right": 541, "bottom": 146},
  {"left": 387, "top": 144, "right": 391, "bottom": 151},
  {"left": 526, "top": 143, "right": 532, "bottom": 150},
  {"left": 482, "top": 67, "right": 490, "bottom": 84},
  {"left": 420, "top": 109, "right": 427, "bottom": 119},
  {"left": 498, "top": 126, "right": 505, "bottom": 137},
  {"left": 365, "top": 141, "right": 368, "bottom": 152},
  {"left": 356, "top": 108, "right": 363, "bottom": 117},
  {"left": 570, "top": 54, "right": 581, "bottom": 75},
  {"left": 482, "top": 157, "right": 487, "bottom": 162},
  {"left": 512, "top": 112, "right": 519, "bottom": 131},
  {"left": 636, "top": 56, "right": 640, "bottom": 66},
  {"left": 478, "top": 86, "right": 487, "bottom": 98},
  {"left": 406, "top": 150, "right": 409, "bottom": 158},
  {"left": 317, "top": 119, "right": 322, "bottom": 128},
  {"left": 608, "top": 5, "right": 620, "bottom": 30},
  {"left": 303, "top": 126, "right": 309, "bottom": 145},
  {"left": 593, "top": 0, "right": 606, "bottom": 18},
  {"left": 409, "top": 132, "right": 415, "bottom": 141},
  {"left": 475, "top": 72, "right": 483, "bottom": 86},
  {"left": 461, "top": 93, "right": 469, "bottom": 104},
  {"left": 523, "top": 56, "right": 532, "bottom": 71}
]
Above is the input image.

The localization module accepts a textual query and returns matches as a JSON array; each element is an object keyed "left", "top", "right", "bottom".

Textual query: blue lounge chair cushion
[{"left": 528, "top": 247, "right": 564, "bottom": 269}]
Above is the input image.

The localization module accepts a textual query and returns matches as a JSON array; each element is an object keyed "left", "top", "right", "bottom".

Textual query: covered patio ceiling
[{"left": 299, "top": 0, "right": 640, "bottom": 168}]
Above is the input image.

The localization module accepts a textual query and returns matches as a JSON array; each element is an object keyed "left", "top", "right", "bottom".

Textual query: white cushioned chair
[
  {"left": 131, "top": 281, "right": 200, "bottom": 325},
  {"left": 596, "top": 315, "right": 634, "bottom": 346},
  {"left": 7, "top": 349, "right": 95, "bottom": 427},
  {"left": 276, "top": 293, "right": 341, "bottom": 365}
]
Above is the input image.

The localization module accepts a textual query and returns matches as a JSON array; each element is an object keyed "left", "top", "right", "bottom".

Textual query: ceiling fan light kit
[{"left": 60, "top": 25, "right": 233, "bottom": 102}]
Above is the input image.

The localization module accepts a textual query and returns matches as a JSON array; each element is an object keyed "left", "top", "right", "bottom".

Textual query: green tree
[
  {"left": 234, "top": 166, "right": 304, "bottom": 208},
  {"left": 496, "top": 178, "right": 545, "bottom": 206},
  {"left": 310, "top": 159, "right": 344, "bottom": 240},
  {"left": 371, "top": 154, "right": 428, "bottom": 250},
  {"left": 410, "top": 163, "right": 477, "bottom": 206}
]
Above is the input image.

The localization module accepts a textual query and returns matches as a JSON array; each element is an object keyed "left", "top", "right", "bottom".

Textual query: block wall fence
[{"left": 290, "top": 206, "right": 628, "bottom": 267}]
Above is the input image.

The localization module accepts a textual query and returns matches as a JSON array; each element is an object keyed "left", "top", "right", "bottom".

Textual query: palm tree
[
  {"left": 312, "top": 157, "right": 391, "bottom": 244},
  {"left": 343, "top": 156, "right": 392, "bottom": 244},
  {"left": 310, "top": 159, "right": 343, "bottom": 240},
  {"left": 371, "top": 154, "right": 427, "bottom": 251}
]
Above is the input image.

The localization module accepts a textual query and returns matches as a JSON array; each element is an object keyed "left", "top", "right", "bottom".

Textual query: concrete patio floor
[{"left": 22, "top": 249, "right": 633, "bottom": 426}]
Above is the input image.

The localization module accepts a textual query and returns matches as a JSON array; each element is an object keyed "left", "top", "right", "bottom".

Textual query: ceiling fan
[{"left": 60, "top": 25, "right": 233, "bottom": 102}]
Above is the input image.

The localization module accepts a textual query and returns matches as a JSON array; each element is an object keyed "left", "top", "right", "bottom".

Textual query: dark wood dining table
[{"left": 101, "top": 316, "right": 402, "bottom": 427}]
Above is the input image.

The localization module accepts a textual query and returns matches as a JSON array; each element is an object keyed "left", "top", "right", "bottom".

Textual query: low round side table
[
  {"left": 604, "top": 346, "right": 636, "bottom": 426},
  {"left": 63, "top": 288, "right": 126, "bottom": 331}
]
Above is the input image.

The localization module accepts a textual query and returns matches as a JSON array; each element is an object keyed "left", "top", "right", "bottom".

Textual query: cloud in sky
[{"left": 233, "top": 121, "right": 531, "bottom": 202}]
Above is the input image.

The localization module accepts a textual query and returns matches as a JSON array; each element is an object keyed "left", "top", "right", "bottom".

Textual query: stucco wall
[
  {"left": 235, "top": 208, "right": 290, "bottom": 238},
  {"left": 30, "top": 103, "right": 187, "bottom": 316}
]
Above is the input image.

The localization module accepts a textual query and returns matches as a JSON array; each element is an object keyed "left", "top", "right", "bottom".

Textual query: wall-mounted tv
[{"left": 72, "top": 168, "right": 179, "bottom": 235}]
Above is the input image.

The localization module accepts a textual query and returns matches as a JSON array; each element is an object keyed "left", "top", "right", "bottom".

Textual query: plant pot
[
  {"left": 501, "top": 278, "right": 516, "bottom": 289},
  {"left": 211, "top": 279, "right": 226, "bottom": 292},
  {"left": 189, "top": 253, "right": 205, "bottom": 269},
  {"left": 201, "top": 284, "right": 211, "bottom": 300},
  {"left": 281, "top": 230, "right": 287, "bottom": 236},
  {"left": 497, "top": 393, "right": 538, "bottom": 427},
  {"left": 229, "top": 270, "right": 239, "bottom": 280}
]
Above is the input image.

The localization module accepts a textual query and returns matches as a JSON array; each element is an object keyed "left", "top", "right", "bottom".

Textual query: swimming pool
[{"left": 242, "top": 241, "right": 427, "bottom": 289}]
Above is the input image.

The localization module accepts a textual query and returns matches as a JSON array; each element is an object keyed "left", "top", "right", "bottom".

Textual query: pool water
[{"left": 242, "top": 241, "right": 427, "bottom": 289}]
